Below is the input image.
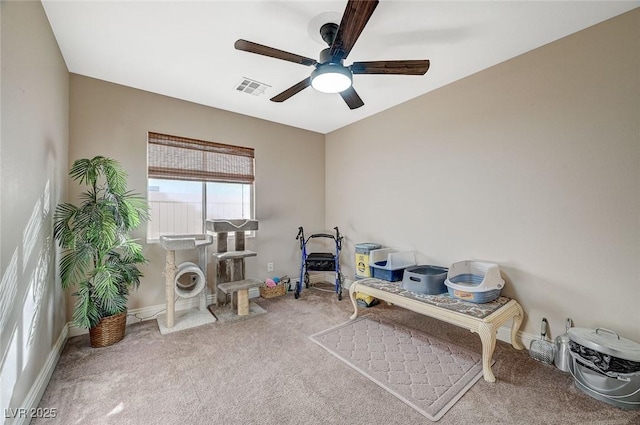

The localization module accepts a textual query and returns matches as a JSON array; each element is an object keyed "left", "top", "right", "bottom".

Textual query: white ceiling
[{"left": 42, "top": 1, "right": 638, "bottom": 134}]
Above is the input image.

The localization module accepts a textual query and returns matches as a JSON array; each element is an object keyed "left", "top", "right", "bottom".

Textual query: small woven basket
[
  {"left": 260, "top": 283, "right": 286, "bottom": 299},
  {"left": 89, "top": 311, "right": 127, "bottom": 348}
]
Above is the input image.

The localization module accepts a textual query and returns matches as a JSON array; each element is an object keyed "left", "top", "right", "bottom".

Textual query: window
[{"left": 147, "top": 132, "right": 254, "bottom": 241}]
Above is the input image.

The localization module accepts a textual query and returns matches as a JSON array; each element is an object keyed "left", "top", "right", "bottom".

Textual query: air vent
[{"left": 234, "top": 78, "right": 270, "bottom": 96}]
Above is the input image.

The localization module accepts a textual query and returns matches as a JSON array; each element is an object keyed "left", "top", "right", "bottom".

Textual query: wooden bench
[
  {"left": 218, "top": 279, "right": 263, "bottom": 316},
  {"left": 349, "top": 278, "right": 525, "bottom": 383}
]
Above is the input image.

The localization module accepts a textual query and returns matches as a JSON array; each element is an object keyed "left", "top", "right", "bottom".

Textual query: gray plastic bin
[{"left": 401, "top": 265, "right": 448, "bottom": 295}]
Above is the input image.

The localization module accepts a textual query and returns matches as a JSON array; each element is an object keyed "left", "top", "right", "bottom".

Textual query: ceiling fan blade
[
  {"left": 329, "top": 0, "right": 379, "bottom": 60},
  {"left": 339, "top": 86, "right": 364, "bottom": 110},
  {"left": 235, "top": 39, "right": 317, "bottom": 67},
  {"left": 270, "top": 77, "right": 312, "bottom": 103},
  {"left": 351, "top": 60, "right": 430, "bottom": 75}
]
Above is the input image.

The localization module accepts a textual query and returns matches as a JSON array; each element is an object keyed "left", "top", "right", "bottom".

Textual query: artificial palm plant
[{"left": 54, "top": 156, "right": 148, "bottom": 333}]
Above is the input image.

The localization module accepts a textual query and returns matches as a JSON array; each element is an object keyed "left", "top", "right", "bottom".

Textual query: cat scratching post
[
  {"left": 206, "top": 219, "right": 265, "bottom": 322},
  {"left": 165, "top": 249, "right": 177, "bottom": 327},
  {"left": 157, "top": 234, "right": 215, "bottom": 334}
]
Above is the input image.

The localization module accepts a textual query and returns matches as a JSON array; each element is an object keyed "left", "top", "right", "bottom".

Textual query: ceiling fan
[{"left": 234, "top": 0, "right": 430, "bottom": 110}]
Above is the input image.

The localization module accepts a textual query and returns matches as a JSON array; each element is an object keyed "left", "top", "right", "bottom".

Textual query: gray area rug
[{"left": 310, "top": 316, "right": 484, "bottom": 421}]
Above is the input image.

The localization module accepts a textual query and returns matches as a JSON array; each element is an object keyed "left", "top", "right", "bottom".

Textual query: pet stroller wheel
[
  {"left": 294, "top": 291, "right": 300, "bottom": 299},
  {"left": 338, "top": 291, "right": 342, "bottom": 301},
  {"left": 304, "top": 272, "right": 309, "bottom": 288}
]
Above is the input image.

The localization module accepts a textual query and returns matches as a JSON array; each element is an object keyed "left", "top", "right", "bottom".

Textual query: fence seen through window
[{"left": 147, "top": 132, "right": 254, "bottom": 241}]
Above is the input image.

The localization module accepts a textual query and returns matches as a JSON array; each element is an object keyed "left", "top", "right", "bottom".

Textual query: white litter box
[{"left": 444, "top": 260, "right": 505, "bottom": 303}]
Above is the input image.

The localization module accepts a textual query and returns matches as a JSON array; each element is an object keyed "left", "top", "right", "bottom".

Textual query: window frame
[{"left": 146, "top": 132, "right": 255, "bottom": 243}]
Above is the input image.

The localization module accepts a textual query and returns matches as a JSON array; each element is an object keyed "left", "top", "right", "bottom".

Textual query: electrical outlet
[{"left": 267, "top": 262, "right": 274, "bottom": 272}]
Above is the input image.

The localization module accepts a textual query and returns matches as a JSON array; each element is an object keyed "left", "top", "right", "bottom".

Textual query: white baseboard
[
  {"left": 497, "top": 324, "right": 537, "bottom": 349},
  {"left": 69, "top": 275, "right": 538, "bottom": 348},
  {"left": 291, "top": 272, "right": 333, "bottom": 285},
  {"left": 12, "top": 324, "right": 68, "bottom": 425},
  {"left": 67, "top": 294, "right": 218, "bottom": 338},
  {"left": 66, "top": 286, "right": 264, "bottom": 338}
]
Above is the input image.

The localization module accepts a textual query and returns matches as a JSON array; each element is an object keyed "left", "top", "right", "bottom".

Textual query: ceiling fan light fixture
[{"left": 311, "top": 63, "right": 352, "bottom": 94}]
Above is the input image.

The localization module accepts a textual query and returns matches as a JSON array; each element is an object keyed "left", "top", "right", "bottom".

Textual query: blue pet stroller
[{"left": 295, "top": 226, "right": 343, "bottom": 300}]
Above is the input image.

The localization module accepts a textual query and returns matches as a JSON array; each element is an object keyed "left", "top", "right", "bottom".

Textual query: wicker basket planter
[
  {"left": 89, "top": 311, "right": 127, "bottom": 348},
  {"left": 260, "top": 283, "right": 286, "bottom": 299}
]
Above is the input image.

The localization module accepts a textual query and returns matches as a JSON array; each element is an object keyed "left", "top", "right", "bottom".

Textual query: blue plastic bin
[{"left": 368, "top": 249, "right": 416, "bottom": 282}]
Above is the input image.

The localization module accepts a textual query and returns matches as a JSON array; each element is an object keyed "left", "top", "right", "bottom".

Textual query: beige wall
[
  {"left": 69, "top": 75, "right": 325, "bottom": 313},
  {"left": 326, "top": 9, "right": 640, "bottom": 342},
  {"left": 0, "top": 0, "right": 69, "bottom": 418}
]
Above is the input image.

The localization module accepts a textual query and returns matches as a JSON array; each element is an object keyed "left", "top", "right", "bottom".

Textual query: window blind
[{"left": 148, "top": 132, "right": 254, "bottom": 184}]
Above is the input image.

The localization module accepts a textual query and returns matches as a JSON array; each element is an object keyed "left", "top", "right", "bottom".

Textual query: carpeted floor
[{"left": 35, "top": 285, "right": 640, "bottom": 425}]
